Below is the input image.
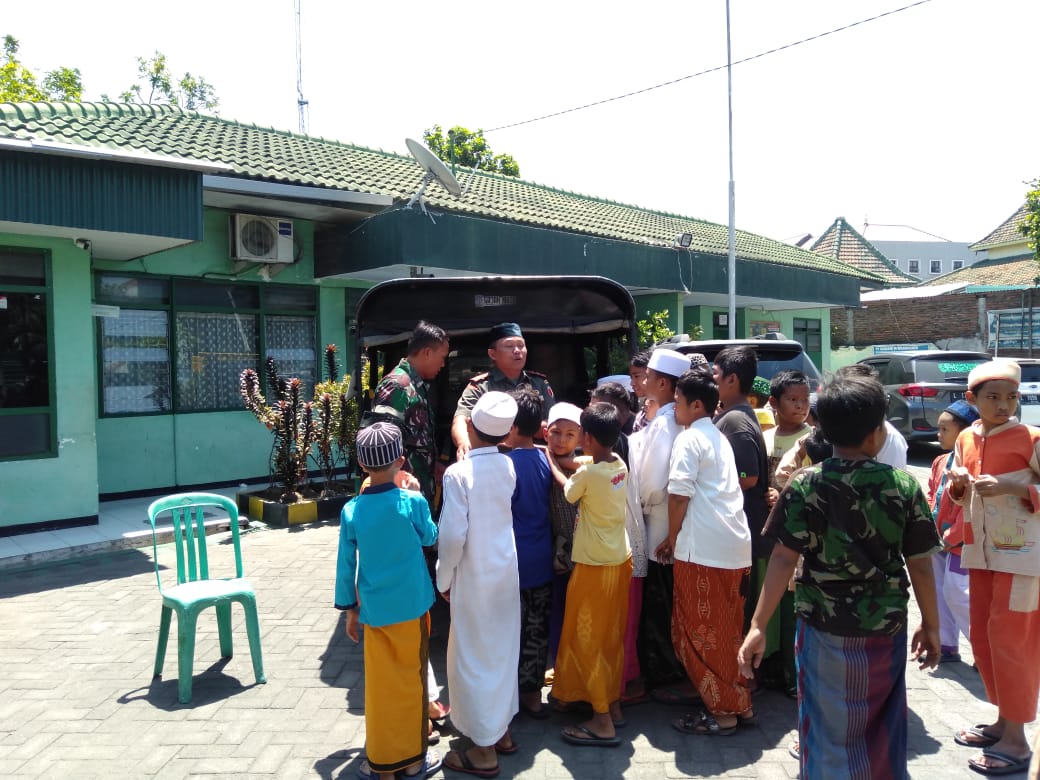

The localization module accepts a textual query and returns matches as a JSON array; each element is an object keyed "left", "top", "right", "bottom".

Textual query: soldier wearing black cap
[{"left": 451, "top": 322, "right": 554, "bottom": 460}]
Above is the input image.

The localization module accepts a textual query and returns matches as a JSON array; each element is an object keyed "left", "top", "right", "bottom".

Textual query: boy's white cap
[
  {"left": 547, "top": 402, "right": 583, "bottom": 427},
  {"left": 596, "top": 374, "right": 633, "bottom": 392},
  {"left": 648, "top": 348, "right": 690, "bottom": 379},
  {"left": 471, "top": 391, "right": 518, "bottom": 437},
  {"left": 968, "top": 359, "right": 1020, "bottom": 390}
]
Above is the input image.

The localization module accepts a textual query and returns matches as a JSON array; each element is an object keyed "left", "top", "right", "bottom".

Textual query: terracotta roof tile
[
  {"left": 811, "top": 217, "right": 918, "bottom": 287},
  {"left": 970, "top": 204, "right": 1028, "bottom": 251}
]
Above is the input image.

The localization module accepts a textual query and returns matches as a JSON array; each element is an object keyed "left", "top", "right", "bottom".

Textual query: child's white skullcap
[
  {"left": 355, "top": 422, "right": 403, "bottom": 468},
  {"left": 471, "top": 391, "right": 518, "bottom": 437},
  {"left": 547, "top": 402, "right": 583, "bottom": 427},
  {"left": 967, "top": 359, "right": 1020, "bottom": 391},
  {"left": 647, "top": 348, "right": 691, "bottom": 379}
]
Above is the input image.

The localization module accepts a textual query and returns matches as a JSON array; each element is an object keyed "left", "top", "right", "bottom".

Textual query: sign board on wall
[
  {"left": 988, "top": 308, "right": 1039, "bottom": 351},
  {"left": 873, "top": 343, "right": 931, "bottom": 354},
  {"left": 750, "top": 320, "right": 781, "bottom": 337}
]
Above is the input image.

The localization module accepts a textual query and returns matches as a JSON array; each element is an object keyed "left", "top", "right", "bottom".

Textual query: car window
[
  {"left": 1019, "top": 364, "right": 1040, "bottom": 383},
  {"left": 911, "top": 357, "right": 987, "bottom": 383},
  {"left": 754, "top": 351, "right": 820, "bottom": 383}
]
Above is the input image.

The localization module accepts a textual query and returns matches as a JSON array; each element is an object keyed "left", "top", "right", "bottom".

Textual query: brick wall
[{"left": 831, "top": 289, "right": 1038, "bottom": 353}]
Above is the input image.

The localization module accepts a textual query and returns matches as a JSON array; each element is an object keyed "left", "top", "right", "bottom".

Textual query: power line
[{"left": 484, "top": 0, "right": 934, "bottom": 134}]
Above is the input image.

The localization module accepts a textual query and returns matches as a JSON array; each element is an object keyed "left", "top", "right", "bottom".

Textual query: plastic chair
[{"left": 148, "top": 492, "right": 266, "bottom": 703}]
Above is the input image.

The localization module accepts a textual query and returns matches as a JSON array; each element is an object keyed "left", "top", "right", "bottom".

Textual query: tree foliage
[
  {"left": 1022, "top": 178, "right": 1040, "bottom": 271},
  {"left": 423, "top": 124, "right": 520, "bottom": 177},
  {"left": 118, "top": 51, "right": 219, "bottom": 111},
  {"left": 1, "top": 35, "right": 82, "bottom": 102}
]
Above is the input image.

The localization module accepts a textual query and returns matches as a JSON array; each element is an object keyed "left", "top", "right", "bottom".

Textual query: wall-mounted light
[{"left": 673, "top": 233, "right": 693, "bottom": 249}]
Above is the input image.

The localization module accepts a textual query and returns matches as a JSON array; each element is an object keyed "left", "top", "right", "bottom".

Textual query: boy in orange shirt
[{"left": 949, "top": 360, "right": 1040, "bottom": 775}]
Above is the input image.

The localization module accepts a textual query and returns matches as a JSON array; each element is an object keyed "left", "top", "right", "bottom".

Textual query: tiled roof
[
  {"left": 919, "top": 253, "right": 1039, "bottom": 288},
  {"left": 970, "top": 204, "right": 1028, "bottom": 251},
  {"left": 0, "top": 101, "right": 881, "bottom": 282},
  {"left": 810, "top": 217, "right": 917, "bottom": 287}
]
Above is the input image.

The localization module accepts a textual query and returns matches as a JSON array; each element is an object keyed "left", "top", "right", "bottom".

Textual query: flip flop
[
  {"left": 613, "top": 717, "right": 628, "bottom": 728},
  {"left": 494, "top": 739, "right": 520, "bottom": 756},
  {"left": 360, "top": 749, "right": 443, "bottom": 780},
  {"left": 671, "top": 710, "right": 737, "bottom": 737},
  {"left": 967, "top": 748, "right": 1033, "bottom": 776},
  {"left": 442, "top": 749, "right": 500, "bottom": 778},
  {"left": 955, "top": 724, "right": 1001, "bottom": 748},
  {"left": 561, "top": 725, "right": 621, "bottom": 748},
  {"left": 737, "top": 711, "right": 758, "bottom": 728},
  {"left": 788, "top": 740, "right": 801, "bottom": 760}
]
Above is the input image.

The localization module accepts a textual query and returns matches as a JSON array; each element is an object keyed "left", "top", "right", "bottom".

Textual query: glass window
[
  {"left": 907, "top": 259, "right": 920, "bottom": 274},
  {"left": 96, "top": 274, "right": 170, "bottom": 305},
  {"left": 0, "top": 249, "right": 47, "bottom": 286},
  {"left": 175, "top": 280, "right": 259, "bottom": 309},
  {"left": 96, "top": 272, "right": 318, "bottom": 416},
  {"left": 175, "top": 312, "right": 258, "bottom": 411},
  {"left": 953, "top": 260, "right": 964, "bottom": 270},
  {"left": 100, "top": 310, "right": 171, "bottom": 413},
  {"left": 265, "top": 315, "right": 316, "bottom": 394},
  {"left": 0, "top": 248, "right": 53, "bottom": 458},
  {"left": 793, "top": 317, "right": 822, "bottom": 352},
  {"left": 930, "top": 260, "right": 942, "bottom": 274}
]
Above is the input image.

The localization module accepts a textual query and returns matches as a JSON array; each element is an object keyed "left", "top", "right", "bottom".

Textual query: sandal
[
  {"left": 442, "top": 749, "right": 500, "bottom": 778},
  {"left": 671, "top": 710, "right": 737, "bottom": 737},
  {"left": 967, "top": 748, "right": 1033, "bottom": 775},
  {"left": 955, "top": 724, "right": 1001, "bottom": 748},
  {"left": 560, "top": 724, "right": 621, "bottom": 748}
]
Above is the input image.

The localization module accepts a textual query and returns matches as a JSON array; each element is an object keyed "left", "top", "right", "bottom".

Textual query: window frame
[
  {"left": 0, "top": 247, "right": 57, "bottom": 460},
  {"left": 907, "top": 259, "right": 920, "bottom": 274},
  {"left": 94, "top": 273, "right": 319, "bottom": 417},
  {"left": 952, "top": 259, "right": 964, "bottom": 270},
  {"left": 929, "top": 260, "right": 942, "bottom": 274}
]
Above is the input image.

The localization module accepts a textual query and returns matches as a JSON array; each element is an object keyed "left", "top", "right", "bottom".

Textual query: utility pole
[{"left": 725, "top": 0, "right": 736, "bottom": 339}]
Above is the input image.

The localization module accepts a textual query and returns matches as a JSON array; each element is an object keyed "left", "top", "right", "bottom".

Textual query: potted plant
[{"left": 236, "top": 345, "right": 357, "bottom": 526}]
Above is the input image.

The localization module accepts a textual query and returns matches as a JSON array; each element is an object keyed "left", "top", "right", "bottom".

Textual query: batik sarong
[
  {"left": 552, "top": 558, "right": 633, "bottom": 712},
  {"left": 672, "top": 560, "right": 750, "bottom": 715},
  {"left": 364, "top": 614, "right": 429, "bottom": 774},
  {"left": 638, "top": 559, "right": 685, "bottom": 688},
  {"left": 518, "top": 582, "right": 553, "bottom": 693},
  {"left": 796, "top": 619, "right": 907, "bottom": 780}
]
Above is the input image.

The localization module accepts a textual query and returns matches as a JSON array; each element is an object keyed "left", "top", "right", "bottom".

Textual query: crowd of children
[{"left": 336, "top": 328, "right": 1039, "bottom": 780}]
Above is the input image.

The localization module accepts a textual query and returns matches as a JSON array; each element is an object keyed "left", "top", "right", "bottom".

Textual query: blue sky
[{"left": 5, "top": 0, "right": 1037, "bottom": 246}]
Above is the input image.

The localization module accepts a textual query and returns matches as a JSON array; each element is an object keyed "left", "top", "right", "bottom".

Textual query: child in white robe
[{"left": 437, "top": 391, "right": 522, "bottom": 775}]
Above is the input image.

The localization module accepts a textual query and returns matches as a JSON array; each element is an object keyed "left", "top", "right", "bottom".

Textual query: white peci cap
[
  {"left": 647, "top": 348, "right": 691, "bottom": 379},
  {"left": 471, "top": 391, "right": 518, "bottom": 437}
]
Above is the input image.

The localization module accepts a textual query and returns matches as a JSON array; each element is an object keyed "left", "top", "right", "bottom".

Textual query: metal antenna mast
[{"left": 295, "top": 0, "right": 309, "bottom": 134}]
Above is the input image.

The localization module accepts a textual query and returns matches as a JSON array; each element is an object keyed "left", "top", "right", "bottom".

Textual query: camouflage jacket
[
  {"left": 766, "top": 458, "right": 940, "bottom": 637},
  {"left": 373, "top": 358, "right": 436, "bottom": 502}
]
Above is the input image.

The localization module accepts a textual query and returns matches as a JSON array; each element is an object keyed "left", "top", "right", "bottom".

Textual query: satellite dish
[{"left": 404, "top": 138, "right": 463, "bottom": 221}]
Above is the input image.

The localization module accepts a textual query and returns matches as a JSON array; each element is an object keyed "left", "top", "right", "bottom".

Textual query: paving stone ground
[{"left": 0, "top": 515, "right": 1033, "bottom": 779}]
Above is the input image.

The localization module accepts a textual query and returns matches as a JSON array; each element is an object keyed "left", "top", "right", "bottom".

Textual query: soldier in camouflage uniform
[
  {"left": 451, "top": 322, "right": 554, "bottom": 460},
  {"left": 372, "top": 321, "right": 450, "bottom": 504},
  {"left": 738, "top": 373, "right": 941, "bottom": 780}
]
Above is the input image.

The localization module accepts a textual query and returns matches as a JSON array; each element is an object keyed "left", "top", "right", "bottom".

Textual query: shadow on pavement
[{"left": 0, "top": 547, "right": 155, "bottom": 598}]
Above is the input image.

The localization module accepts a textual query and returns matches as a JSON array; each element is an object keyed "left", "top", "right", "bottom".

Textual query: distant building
[{"left": 871, "top": 240, "right": 976, "bottom": 280}]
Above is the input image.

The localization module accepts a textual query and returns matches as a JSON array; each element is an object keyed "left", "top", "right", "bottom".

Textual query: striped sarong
[
  {"left": 364, "top": 614, "right": 429, "bottom": 774},
  {"left": 672, "top": 560, "right": 750, "bottom": 716},
  {"left": 796, "top": 619, "right": 907, "bottom": 780},
  {"left": 552, "top": 558, "right": 632, "bottom": 712}
]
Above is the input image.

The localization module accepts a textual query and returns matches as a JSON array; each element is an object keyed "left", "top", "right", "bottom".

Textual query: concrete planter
[{"left": 236, "top": 487, "right": 352, "bottom": 527}]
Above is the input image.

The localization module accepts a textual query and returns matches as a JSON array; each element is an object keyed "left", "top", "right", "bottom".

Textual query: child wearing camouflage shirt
[{"left": 738, "top": 373, "right": 941, "bottom": 780}]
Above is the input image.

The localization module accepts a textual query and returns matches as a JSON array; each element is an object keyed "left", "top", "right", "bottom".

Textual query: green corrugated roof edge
[
  {"left": 970, "top": 204, "right": 1028, "bottom": 251},
  {"left": 0, "top": 101, "right": 883, "bottom": 283}
]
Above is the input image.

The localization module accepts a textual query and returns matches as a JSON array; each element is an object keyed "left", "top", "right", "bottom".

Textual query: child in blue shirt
[
  {"left": 334, "top": 422, "right": 441, "bottom": 780},
  {"left": 505, "top": 387, "right": 554, "bottom": 718}
]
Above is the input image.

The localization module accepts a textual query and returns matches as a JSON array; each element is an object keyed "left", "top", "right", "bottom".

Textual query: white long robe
[{"left": 436, "top": 446, "right": 520, "bottom": 746}]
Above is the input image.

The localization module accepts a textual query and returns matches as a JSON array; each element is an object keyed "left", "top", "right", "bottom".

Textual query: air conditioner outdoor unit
[{"left": 232, "top": 214, "right": 295, "bottom": 263}]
